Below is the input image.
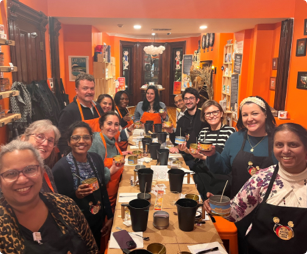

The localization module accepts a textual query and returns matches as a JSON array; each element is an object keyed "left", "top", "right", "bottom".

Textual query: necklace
[{"left": 247, "top": 135, "right": 265, "bottom": 152}]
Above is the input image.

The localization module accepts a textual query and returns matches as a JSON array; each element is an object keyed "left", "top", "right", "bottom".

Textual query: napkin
[
  {"left": 118, "top": 193, "right": 138, "bottom": 202},
  {"left": 169, "top": 153, "right": 183, "bottom": 158},
  {"left": 188, "top": 242, "right": 227, "bottom": 254},
  {"left": 109, "top": 231, "right": 144, "bottom": 249}
]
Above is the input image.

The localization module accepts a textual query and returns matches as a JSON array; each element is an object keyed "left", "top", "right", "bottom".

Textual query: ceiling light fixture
[
  {"left": 152, "top": 33, "right": 155, "bottom": 36},
  {"left": 134, "top": 25, "right": 141, "bottom": 29},
  {"left": 200, "top": 25, "right": 208, "bottom": 30},
  {"left": 144, "top": 34, "right": 165, "bottom": 55}
]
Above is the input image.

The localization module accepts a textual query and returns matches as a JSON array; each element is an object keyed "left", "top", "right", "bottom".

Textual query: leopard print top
[{"left": 0, "top": 192, "right": 99, "bottom": 254}]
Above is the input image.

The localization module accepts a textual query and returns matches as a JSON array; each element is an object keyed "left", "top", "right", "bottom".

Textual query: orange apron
[
  {"left": 77, "top": 99, "right": 101, "bottom": 132},
  {"left": 140, "top": 111, "right": 162, "bottom": 125},
  {"left": 115, "top": 131, "right": 128, "bottom": 152},
  {"left": 116, "top": 106, "right": 133, "bottom": 129},
  {"left": 99, "top": 133, "right": 123, "bottom": 210},
  {"left": 43, "top": 173, "right": 54, "bottom": 193}
]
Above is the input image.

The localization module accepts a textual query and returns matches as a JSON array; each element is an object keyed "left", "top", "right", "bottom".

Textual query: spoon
[{"left": 116, "top": 227, "right": 150, "bottom": 241}]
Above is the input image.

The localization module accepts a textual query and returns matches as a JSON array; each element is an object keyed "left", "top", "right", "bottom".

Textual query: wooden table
[{"left": 108, "top": 146, "right": 224, "bottom": 254}]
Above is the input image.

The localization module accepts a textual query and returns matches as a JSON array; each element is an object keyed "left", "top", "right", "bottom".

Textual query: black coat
[
  {"left": 57, "top": 97, "right": 104, "bottom": 154},
  {"left": 170, "top": 109, "right": 208, "bottom": 148}
]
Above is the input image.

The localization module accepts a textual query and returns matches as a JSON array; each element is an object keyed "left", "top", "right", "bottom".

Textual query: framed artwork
[
  {"left": 297, "top": 72, "right": 307, "bottom": 90},
  {"left": 304, "top": 19, "right": 307, "bottom": 35},
  {"left": 272, "top": 58, "right": 278, "bottom": 70},
  {"left": 68, "top": 56, "right": 89, "bottom": 81},
  {"left": 209, "top": 33, "right": 215, "bottom": 47},
  {"left": 205, "top": 33, "right": 210, "bottom": 48},
  {"left": 296, "top": 38, "right": 307, "bottom": 56},
  {"left": 202, "top": 35, "right": 206, "bottom": 49},
  {"left": 270, "top": 77, "right": 276, "bottom": 90}
]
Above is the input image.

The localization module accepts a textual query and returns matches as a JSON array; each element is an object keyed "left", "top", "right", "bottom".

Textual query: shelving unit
[
  {"left": 0, "top": 39, "right": 19, "bottom": 127},
  {"left": 222, "top": 43, "right": 234, "bottom": 126},
  {"left": 0, "top": 113, "right": 21, "bottom": 127},
  {"left": 93, "top": 56, "right": 116, "bottom": 99}
]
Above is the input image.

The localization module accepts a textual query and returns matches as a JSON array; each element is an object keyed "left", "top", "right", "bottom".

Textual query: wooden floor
[{"left": 127, "top": 106, "right": 178, "bottom": 128}]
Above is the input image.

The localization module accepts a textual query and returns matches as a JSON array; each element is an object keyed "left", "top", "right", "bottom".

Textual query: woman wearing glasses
[
  {"left": 0, "top": 140, "right": 99, "bottom": 253},
  {"left": 134, "top": 86, "right": 168, "bottom": 124},
  {"left": 52, "top": 121, "right": 113, "bottom": 250},
  {"left": 201, "top": 96, "right": 277, "bottom": 253},
  {"left": 22, "top": 120, "right": 61, "bottom": 193},
  {"left": 89, "top": 111, "right": 129, "bottom": 210},
  {"left": 188, "top": 100, "right": 235, "bottom": 199}
]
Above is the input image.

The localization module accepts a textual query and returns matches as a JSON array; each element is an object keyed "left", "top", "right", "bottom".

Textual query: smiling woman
[
  {"left": 52, "top": 121, "right": 113, "bottom": 249},
  {"left": 0, "top": 140, "right": 99, "bottom": 254},
  {"left": 204, "top": 123, "right": 307, "bottom": 254}
]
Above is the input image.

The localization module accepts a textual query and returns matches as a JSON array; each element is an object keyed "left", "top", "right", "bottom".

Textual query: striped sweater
[{"left": 198, "top": 125, "right": 236, "bottom": 149}]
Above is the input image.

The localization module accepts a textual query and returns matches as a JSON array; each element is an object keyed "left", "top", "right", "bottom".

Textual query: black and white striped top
[{"left": 198, "top": 125, "right": 236, "bottom": 149}]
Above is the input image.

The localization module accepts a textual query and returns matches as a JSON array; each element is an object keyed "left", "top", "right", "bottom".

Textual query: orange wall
[
  {"left": 62, "top": 24, "right": 93, "bottom": 102},
  {"left": 280, "top": 0, "right": 307, "bottom": 128},
  {"left": 47, "top": 0, "right": 294, "bottom": 19}
]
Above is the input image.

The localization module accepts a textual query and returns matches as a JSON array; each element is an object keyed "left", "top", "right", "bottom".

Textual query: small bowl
[
  {"left": 147, "top": 243, "right": 166, "bottom": 254},
  {"left": 137, "top": 192, "right": 151, "bottom": 203},
  {"left": 159, "top": 109, "right": 165, "bottom": 114},
  {"left": 134, "top": 121, "right": 142, "bottom": 129},
  {"left": 164, "top": 121, "right": 172, "bottom": 128},
  {"left": 199, "top": 142, "right": 213, "bottom": 152},
  {"left": 113, "top": 155, "right": 125, "bottom": 167},
  {"left": 189, "top": 143, "right": 198, "bottom": 154},
  {"left": 175, "top": 136, "right": 186, "bottom": 144},
  {"left": 128, "top": 155, "right": 138, "bottom": 165},
  {"left": 185, "top": 194, "right": 200, "bottom": 202},
  {"left": 132, "top": 150, "right": 143, "bottom": 158}
]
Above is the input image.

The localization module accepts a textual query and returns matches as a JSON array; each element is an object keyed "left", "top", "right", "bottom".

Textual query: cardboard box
[
  {"left": 93, "top": 62, "right": 105, "bottom": 79},
  {"left": 97, "top": 54, "right": 104, "bottom": 63}
]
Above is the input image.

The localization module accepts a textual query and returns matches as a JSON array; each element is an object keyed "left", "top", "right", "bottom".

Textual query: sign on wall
[
  {"left": 233, "top": 54, "right": 243, "bottom": 74},
  {"left": 68, "top": 56, "right": 89, "bottom": 81}
]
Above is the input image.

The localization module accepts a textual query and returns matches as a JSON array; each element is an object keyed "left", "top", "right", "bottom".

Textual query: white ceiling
[{"left": 57, "top": 17, "right": 287, "bottom": 39}]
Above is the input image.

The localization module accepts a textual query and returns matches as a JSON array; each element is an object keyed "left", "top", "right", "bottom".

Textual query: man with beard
[
  {"left": 57, "top": 73, "right": 103, "bottom": 155},
  {"left": 166, "top": 87, "right": 207, "bottom": 168}
]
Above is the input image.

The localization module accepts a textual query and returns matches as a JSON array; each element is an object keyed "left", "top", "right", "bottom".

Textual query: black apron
[
  {"left": 232, "top": 131, "right": 274, "bottom": 254},
  {"left": 193, "top": 126, "right": 232, "bottom": 200},
  {"left": 247, "top": 164, "right": 307, "bottom": 254},
  {"left": 73, "top": 155, "right": 108, "bottom": 247},
  {"left": 16, "top": 193, "right": 88, "bottom": 254}
]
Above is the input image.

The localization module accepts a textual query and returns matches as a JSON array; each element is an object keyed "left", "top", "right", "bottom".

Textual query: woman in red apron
[
  {"left": 114, "top": 91, "right": 133, "bottom": 129},
  {"left": 204, "top": 123, "right": 307, "bottom": 254},
  {"left": 77, "top": 98, "right": 101, "bottom": 132},
  {"left": 134, "top": 86, "right": 168, "bottom": 125},
  {"left": 22, "top": 119, "right": 60, "bottom": 193}
]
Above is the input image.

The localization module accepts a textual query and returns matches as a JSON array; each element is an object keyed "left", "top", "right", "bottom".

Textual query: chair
[{"left": 213, "top": 216, "right": 238, "bottom": 254}]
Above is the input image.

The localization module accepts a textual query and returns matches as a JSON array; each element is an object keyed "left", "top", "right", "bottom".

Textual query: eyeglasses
[
  {"left": 0, "top": 165, "right": 40, "bottom": 182},
  {"left": 70, "top": 135, "right": 92, "bottom": 142},
  {"left": 30, "top": 134, "right": 55, "bottom": 147},
  {"left": 184, "top": 96, "right": 196, "bottom": 102},
  {"left": 204, "top": 110, "right": 220, "bottom": 117}
]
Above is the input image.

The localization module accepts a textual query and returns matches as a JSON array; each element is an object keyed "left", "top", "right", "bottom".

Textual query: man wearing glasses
[{"left": 166, "top": 88, "right": 207, "bottom": 168}]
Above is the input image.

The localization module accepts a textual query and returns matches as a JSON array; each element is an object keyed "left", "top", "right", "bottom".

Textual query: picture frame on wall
[
  {"left": 68, "top": 56, "right": 89, "bottom": 81},
  {"left": 205, "top": 33, "right": 210, "bottom": 48},
  {"left": 272, "top": 58, "right": 278, "bottom": 70},
  {"left": 304, "top": 19, "right": 307, "bottom": 35},
  {"left": 270, "top": 77, "right": 276, "bottom": 90},
  {"left": 202, "top": 35, "right": 206, "bottom": 49},
  {"left": 296, "top": 38, "right": 307, "bottom": 56},
  {"left": 209, "top": 33, "right": 215, "bottom": 47},
  {"left": 297, "top": 72, "right": 307, "bottom": 90}
]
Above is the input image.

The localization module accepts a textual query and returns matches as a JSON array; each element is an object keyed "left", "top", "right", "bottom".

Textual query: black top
[
  {"left": 57, "top": 97, "right": 104, "bottom": 154},
  {"left": 170, "top": 109, "right": 208, "bottom": 148},
  {"left": 116, "top": 107, "right": 129, "bottom": 128}
]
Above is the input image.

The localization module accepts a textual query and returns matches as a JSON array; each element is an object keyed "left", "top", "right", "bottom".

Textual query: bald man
[{"left": 174, "top": 94, "right": 186, "bottom": 123}]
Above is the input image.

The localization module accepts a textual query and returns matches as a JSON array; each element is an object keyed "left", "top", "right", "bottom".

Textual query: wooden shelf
[
  {"left": 223, "top": 62, "right": 233, "bottom": 64},
  {"left": 222, "top": 91, "right": 230, "bottom": 96},
  {"left": 0, "top": 39, "right": 15, "bottom": 46},
  {"left": 225, "top": 44, "right": 233, "bottom": 46},
  {"left": 223, "top": 75, "right": 232, "bottom": 78},
  {"left": 0, "top": 90, "right": 19, "bottom": 100},
  {"left": 0, "top": 66, "right": 17, "bottom": 72},
  {"left": 225, "top": 110, "right": 233, "bottom": 114},
  {"left": 0, "top": 113, "right": 21, "bottom": 128}
]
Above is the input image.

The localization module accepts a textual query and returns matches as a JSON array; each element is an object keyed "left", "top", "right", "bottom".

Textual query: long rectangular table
[{"left": 108, "top": 146, "right": 224, "bottom": 254}]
